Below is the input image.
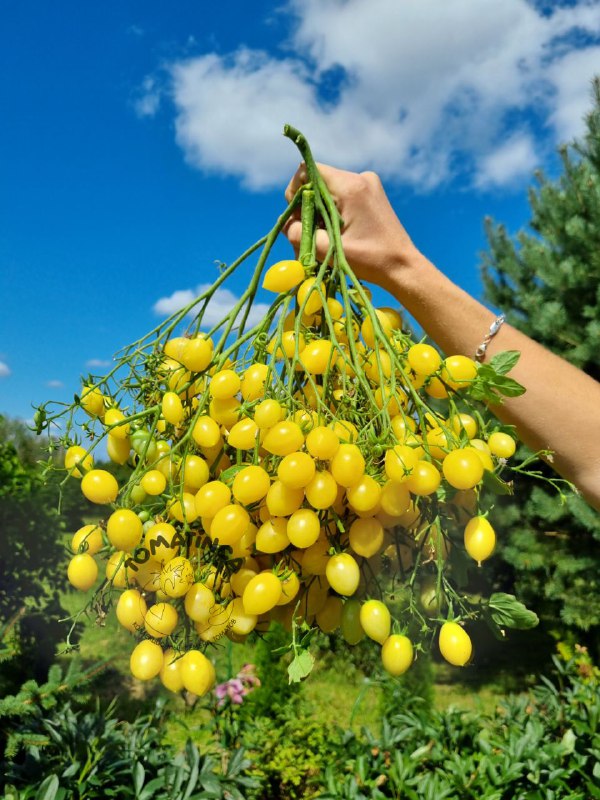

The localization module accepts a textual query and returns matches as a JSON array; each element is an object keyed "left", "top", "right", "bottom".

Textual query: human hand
[{"left": 284, "top": 163, "right": 422, "bottom": 294}]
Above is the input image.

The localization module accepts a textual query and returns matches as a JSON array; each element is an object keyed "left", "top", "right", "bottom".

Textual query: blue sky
[{"left": 1, "top": 0, "right": 600, "bottom": 422}]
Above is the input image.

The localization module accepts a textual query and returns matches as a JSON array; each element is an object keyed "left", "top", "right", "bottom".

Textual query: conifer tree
[{"left": 481, "top": 79, "right": 600, "bottom": 642}]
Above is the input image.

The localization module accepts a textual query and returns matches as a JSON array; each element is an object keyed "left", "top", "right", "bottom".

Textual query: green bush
[
  {"left": 0, "top": 658, "right": 258, "bottom": 799},
  {"left": 319, "top": 649, "right": 600, "bottom": 799}
]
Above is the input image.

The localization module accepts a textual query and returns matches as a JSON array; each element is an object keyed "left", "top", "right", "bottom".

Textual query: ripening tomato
[
  {"left": 300, "top": 536, "right": 330, "bottom": 576},
  {"left": 487, "top": 431, "right": 516, "bottom": 458},
  {"left": 316, "top": 595, "right": 344, "bottom": 633},
  {"left": 210, "top": 369, "right": 241, "bottom": 400},
  {"left": 341, "top": 598, "right": 364, "bottom": 645},
  {"left": 407, "top": 343, "right": 442, "bottom": 376},
  {"left": 405, "top": 461, "right": 441, "bottom": 496},
  {"left": 263, "top": 259, "right": 305, "bottom": 292},
  {"left": 80, "top": 385, "right": 105, "bottom": 417},
  {"left": 192, "top": 415, "right": 221, "bottom": 448},
  {"left": 64, "top": 445, "right": 93, "bottom": 478},
  {"left": 160, "top": 649, "right": 185, "bottom": 693},
  {"left": 464, "top": 516, "right": 496, "bottom": 564},
  {"left": 301, "top": 339, "right": 335, "bottom": 375},
  {"left": 278, "top": 451, "right": 316, "bottom": 489},
  {"left": 450, "top": 413, "right": 478, "bottom": 440},
  {"left": 144, "top": 522, "right": 181, "bottom": 564},
  {"left": 132, "top": 558, "right": 163, "bottom": 592},
  {"left": 160, "top": 556, "right": 195, "bottom": 598},
  {"left": 182, "top": 335, "right": 213, "bottom": 372},
  {"left": 360, "top": 309, "right": 394, "bottom": 349},
  {"left": 349, "top": 517, "right": 384, "bottom": 558},
  {"left": 425, "top": 377, "right": 449, "bottom": 400},
  {"left": 163, "top": 336, "right": 188, "bottom": 362},
  {"left": 422, "top": 427, "right": 450, "bottom": 461},
  {"left": 306, "top": 426, "right": 340, "bottom": 460},
  {"left": 346, "top": 474, "right": 381, "bottom": 513},
  {"left": 305, "top": 470, "right": 338, "bottom": 510},
  {"left": 141, "top": 469, "right": 167, "bottom": 496},
  {"left": 254, "top": 517, "right": 289, "bottom": 553},
  {"left": 262, "top": 420, "right": 304, "bottom": 456},
  {"left": 180, "top": 650, "right": 215, "bottom": 696},
  {"left": 326, "top": 553, "right": 360, "bottom": 596},
  {"left": 243, "top": 572, "right": 282, "bottom": 614},
  {"left": 231, "top": 465, "right": 270, "bottom": 505},
  {"left": 107, "top": 434, "right": 131, "bottom": 465},
  {"left": 106, "top": 550, "right": 133, "bottom": 589},
  {"left": 254, "top": 398, "right": 284, "bottom": 429},
  {"left": 277, "top": 571, "right": 301, "bottom": 606},
  {"left": 442, "top": 448, "right": 484, "bottom": 490},
  {"left": 330, "top": 444, "right": 365, "bottom": 488},
  {"left": 210, "top": 504, "right": 250, "bottom": 546},
  {"left": 363, "top": 349, "right": 393, "bottom": 382},
  {"left": 360, "top": 599, "right": 391, "bottom": 645},
  {"left": 130, "top": 640, "right": 164, "bottom": 681},
  {"left": 71, "top": 524, "right": 103, "bottom": 555},
  {"left": 144, "top": 602, "right": 178, "bottom": 638},
  {"left": 266, "top": 480, "right": 304, "bottom": 517},
  {"left": 297, "top": 278, "right": 325, "bottom": 316},
  {"left": 441, "top": 355, "right": 478, "bottom": 389},
  {"left": 168, "top": 492, "right": 199, "bottom": 524},
  {"left": 116, "top": 589, "right": 147, "bottom": 632},
  {"left": 286, "top": 508, "right": 321, "bottom": 549},
  {"left": 81, "top": 469, "right": 119, "bottom": 504},
  {"left": 104, "top": 407, "right": 130, "bottom": 440},
  {"left": 106, "top": 508, "right": 143, "bottom": 551},
  {"left": 181, "top": 455, "right": 210, "bottom": 491},
  {"left": 381, "top": 635, "right": 414, "bottom": 676},
  {"left": 227, "top": 417, "right": 259, "bottom": 450},
  {"left": 384, "top": 445, "right": 419, "bottom": 483},
  {"left": 161, "top": 391, "right": 184, "bottom": 426},
  {"left": 241, "top": 363, "right": 269, "bottom": 401},
  {"left": 67, "top": 553, "right": 98, "bottom": 591},
  {"left": 195, "top": 481, "right": 231, "bottom": 517},
  {"left": 184, "top": 582, "right": 215, "bottom": 622},
  {"left": 380, "top": 481, "right": 411, "bottom": 516},
  {"left": 439, "top": 621, "right": 472, "bottom": 666}
]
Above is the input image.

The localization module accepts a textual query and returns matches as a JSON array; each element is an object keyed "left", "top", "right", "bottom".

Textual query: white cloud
[
  {"left": 146, "top": 0, "right": 600, "bottom": 191},
  {"left": 153, "top": 283, "right": 271, "bottom": 329},
  {"left": 475, "top": 133, "right": 539, "bottom": 188},
  {"left": 46, "top": 379, "right": 64, "bottom": 388},
  {"left": 0, "top": 361, "right": 10, "bottom": 378},
  {"left": 134, "top": 76, "right": 162, "bottom": 118},
  {"left": 85, "top": 358, "right": 111, "bottom": 369}
]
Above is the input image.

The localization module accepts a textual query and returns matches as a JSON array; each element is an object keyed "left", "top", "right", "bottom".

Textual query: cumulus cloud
[
  {"left": 85, "top": 358, "right": 111, "bottom": 369},
  {"left": 0, "top": 361, "right": 10, "bottom": 378},
  {"left": 140, "top": 0, "right": 600, "bottom": 191},
  {"left": 475, "top": 133, "right": 539, "bottom": 188},
  {"left": 153, "top": 283, "right": 271, "bottom": 329},
  {"left": 46, "top": 379, "right": 64, "bottom": 388}
]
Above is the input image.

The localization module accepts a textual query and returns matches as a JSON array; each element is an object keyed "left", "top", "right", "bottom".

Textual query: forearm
[{"left": 389, "top": 253, "right": 600, "bottom": 510}]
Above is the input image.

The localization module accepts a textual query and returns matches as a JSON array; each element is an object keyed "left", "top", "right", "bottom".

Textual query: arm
[{"left": 284, "top": 164, "right": 600, "bottom": 511}]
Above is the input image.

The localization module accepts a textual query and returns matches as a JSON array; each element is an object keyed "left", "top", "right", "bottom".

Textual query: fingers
[
  {"left": 283, "top": 218, "right": 331, "bottom": 260},
  {"left": 284, "top": 163, "right": 309, "bottom": 203}
]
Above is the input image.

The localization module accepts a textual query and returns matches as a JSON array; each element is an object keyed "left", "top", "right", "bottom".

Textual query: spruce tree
[{"left": 481, "top": 78, "right": 600, "bottom": 643}]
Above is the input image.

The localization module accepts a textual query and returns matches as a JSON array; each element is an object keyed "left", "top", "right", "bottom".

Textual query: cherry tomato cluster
[{"left": 47, "top": 129, "right": 525, "bottom": 695}]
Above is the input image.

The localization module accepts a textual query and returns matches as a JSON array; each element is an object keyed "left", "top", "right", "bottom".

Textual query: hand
[{"left": 284, "top": 163, "right": 421, "bottom": 294}]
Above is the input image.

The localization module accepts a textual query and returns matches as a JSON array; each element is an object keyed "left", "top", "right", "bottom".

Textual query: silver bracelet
[{"left": 475, "top": 314, "right": 506, "bottom": 362}]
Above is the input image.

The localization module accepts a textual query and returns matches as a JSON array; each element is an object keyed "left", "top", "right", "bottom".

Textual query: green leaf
[
  {"left": 287, "top": 648, "right": 315, "bottom": 683},
  {"left": 35, "top": 775, "right": 60, "bottom": 800},
  {"left": 218, "top": 464, "right": 246, "bottom": 485},
  {"left": 488, "top": 350, "right": 520, "bottom": 375},
  {"left": 482, "top": 470, "right": 514, "bottom": 495},
  {"left": 488, "top": 593, "right": 539, "bottom": 629}
]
